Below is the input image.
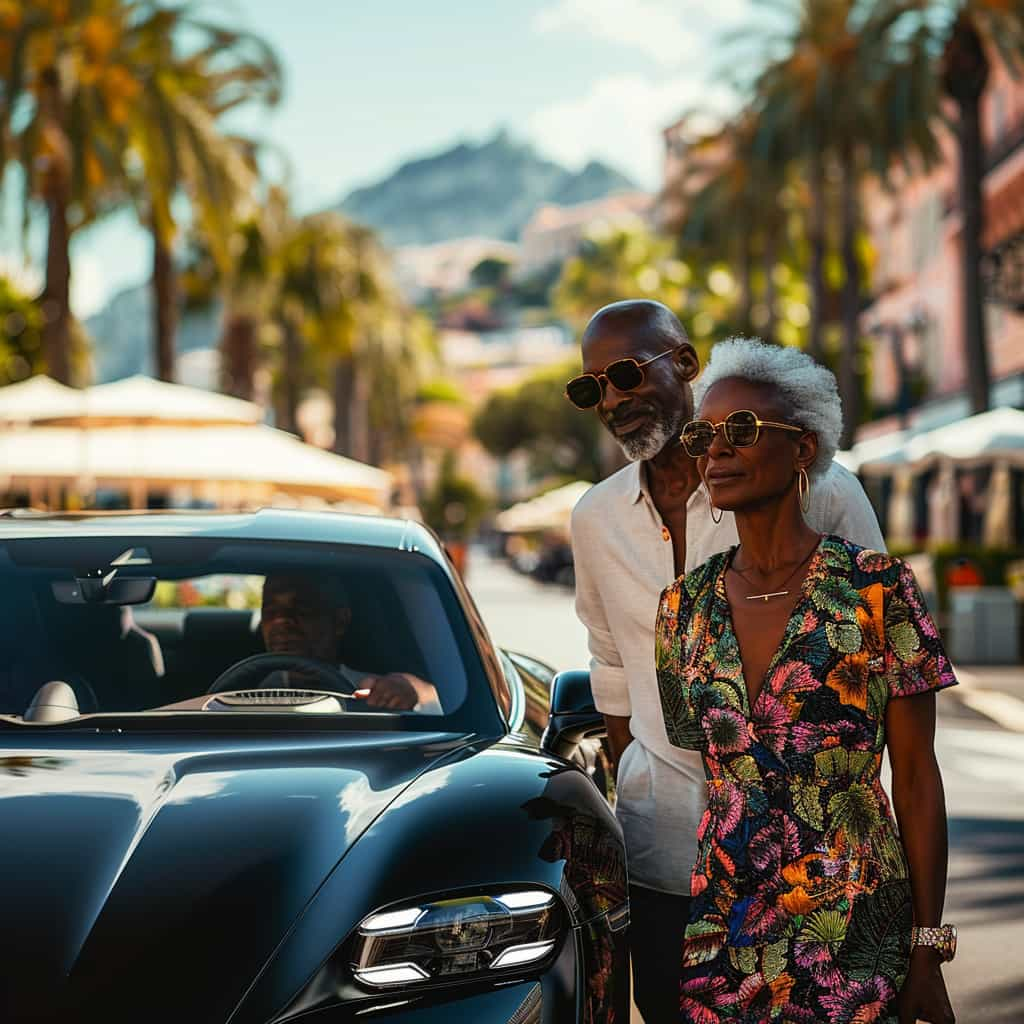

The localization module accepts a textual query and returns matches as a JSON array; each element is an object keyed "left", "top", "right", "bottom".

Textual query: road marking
[{"left": 951, "top": 668, "right": 1024, "bottom": 733}]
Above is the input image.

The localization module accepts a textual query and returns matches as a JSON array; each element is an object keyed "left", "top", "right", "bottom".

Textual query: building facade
[{"left": 861, "top": 49, "right": 1024, "bottom": 440}]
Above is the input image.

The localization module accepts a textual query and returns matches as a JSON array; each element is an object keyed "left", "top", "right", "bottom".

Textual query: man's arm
[
  {"left": 571, "top": 501, "right": 632, "bottom": 767},
  {"left": 812, "top": 462, "right": 886, "bottom": 551},
  {"left": 603, "top": 714, "right": 633, "bottom": 766}
]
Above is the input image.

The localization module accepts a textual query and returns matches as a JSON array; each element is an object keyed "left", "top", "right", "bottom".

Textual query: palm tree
[
  {"left": 0, "top": 2, "right": 281, "bottom": 385},
  {"left": 929, "top": 2, "right": 1024, "bottom": 414},
  {"left": 121, "top": 7, "right": 281, "bottom": 382},
  {"left": 667, "top": 109, "right": 792, "bottom": 343},
  {"left": 749, "top": 0, "right": 941, "bottom": 445},
  {"left": 0, "top": 2, "right": 127, "bottom": 383}
]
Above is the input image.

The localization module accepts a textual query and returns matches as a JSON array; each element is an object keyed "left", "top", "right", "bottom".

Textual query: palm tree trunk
[
  {"left": 739, "top": 235, "right": 754, "bottom": 334},
  {"left": 807, "top": 147, "right": 827, "bottom": 363},
  {"left": 219, "top": 311, "right": 257, "bottom": 400},
  {"left": 152, "top": 228, "right": 177, "bottom": 382},
  {"left": 349, "top": 361, "right": 372, "bottom": 464},
  {"left": 38, "top": 67, "right": 72, "bottom": 385},
  {"left": 943, "top": 15, "right": 991, "bottom": 415},
  {"left": 277, "top": 315, "right": 302, "bottom": 435},
  {"left": 333, "top": 357, "right": 354, "bottom": 456},
  {"left": 41, "top": 191, "right": 72, "bottom": 384},
  {"left": 763, "top": 231, "right": 779, "bottom": 345},
  {"left": 839, "top": 145, "right": 862, "bottom": 450}
]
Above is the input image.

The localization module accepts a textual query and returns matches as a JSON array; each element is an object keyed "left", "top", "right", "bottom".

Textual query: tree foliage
[
  {"left": 0, "top": 276, "right": 45, "bottom": 385},
  {"left": 473, "top": 360, "right": 602, "bottom": 483}
]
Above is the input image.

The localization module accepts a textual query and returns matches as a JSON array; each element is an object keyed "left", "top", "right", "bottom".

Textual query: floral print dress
[{"left": 655, "top": 536, "right": 957, "bottom": 1024}]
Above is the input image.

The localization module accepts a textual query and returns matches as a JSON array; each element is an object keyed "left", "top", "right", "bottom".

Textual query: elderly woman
[{"left": 656, "top": 339, "right": 956, "bottom": 1024}]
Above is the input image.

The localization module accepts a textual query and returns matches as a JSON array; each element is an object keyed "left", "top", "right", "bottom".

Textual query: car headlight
[{"left": 351, "top": 889, "right": 564, "bottom": 988}]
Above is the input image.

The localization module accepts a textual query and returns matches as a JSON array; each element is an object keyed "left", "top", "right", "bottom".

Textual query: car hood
[{"left": 0, "top": 731, "right": 472, "bottom": 1023}]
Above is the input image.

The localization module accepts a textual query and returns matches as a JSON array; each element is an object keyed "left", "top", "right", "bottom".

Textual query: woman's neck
[{"left": 732, "top": 490, "right": 820, "bottom": 574}]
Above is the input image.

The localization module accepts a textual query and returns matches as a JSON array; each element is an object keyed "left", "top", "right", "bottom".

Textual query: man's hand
[{"left": 353, "top": 672, "right": 438, "bottom": 711}]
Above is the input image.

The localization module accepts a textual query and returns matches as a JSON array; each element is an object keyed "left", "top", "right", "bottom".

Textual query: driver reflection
[{"left": 259, "top": 574, "right": 441, "bottom": 713}]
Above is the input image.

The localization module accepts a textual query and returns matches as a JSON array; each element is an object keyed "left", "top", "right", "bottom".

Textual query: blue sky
[{"left": 1, "top": 0, "right": 762, "bottom": 317}]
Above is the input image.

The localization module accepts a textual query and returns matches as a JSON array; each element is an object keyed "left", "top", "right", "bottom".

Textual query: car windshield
[{"left": 0, "top": 535, "right": 495, "bottom": 730}]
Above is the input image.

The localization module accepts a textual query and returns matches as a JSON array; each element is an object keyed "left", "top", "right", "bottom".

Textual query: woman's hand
[{"left": 896, "top": 947, "right": 955, "bottom": 1024}]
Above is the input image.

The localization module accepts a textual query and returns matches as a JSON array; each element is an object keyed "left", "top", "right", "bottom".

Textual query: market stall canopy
[
  {"left": 0, "top": 376, "right": 85, "bottom": 424},
  {"left": 0, "top": 423, "right": 392, "bottom": 507},
  {"left": 494, "top": 480, "right": 592, "bottom": 533}
]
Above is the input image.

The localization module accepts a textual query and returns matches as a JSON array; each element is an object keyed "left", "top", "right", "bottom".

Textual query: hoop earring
[
  {"left": 703, "top": 474, "right": 724, "bottom": 524},
  {"left": 798, "top": 468, "right": 811, "bottom": 514}
]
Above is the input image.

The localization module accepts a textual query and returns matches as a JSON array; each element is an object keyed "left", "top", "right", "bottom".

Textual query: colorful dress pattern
[{"left": 655, "top": 536, "right": 957, "bottom": 1024}]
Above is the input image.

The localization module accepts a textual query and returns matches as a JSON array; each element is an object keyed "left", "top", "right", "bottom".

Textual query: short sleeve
[
  {"left": 883, "top": 560, "right": 958, "bottom": 699},
  {"left": 655, "top": 579, "right": 701, "bottom": 749}
]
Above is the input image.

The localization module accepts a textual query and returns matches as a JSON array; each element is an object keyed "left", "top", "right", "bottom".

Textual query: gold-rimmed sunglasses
[
  {"left": 564, "top": 349, "right": 674, "bottom": 410},
  {"left": 680, "top": 409, "right": 805, "bottom": 457}
]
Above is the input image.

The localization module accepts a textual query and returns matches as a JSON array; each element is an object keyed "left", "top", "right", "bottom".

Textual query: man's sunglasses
[
  {"left": 564, "top": 349, "right": 674, "bottom": 410},
  {"left": 680, "top": 409, "right": 805, "bottom": 457}
]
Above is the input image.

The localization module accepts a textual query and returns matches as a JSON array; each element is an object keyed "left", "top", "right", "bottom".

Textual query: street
[{"left": 466, "top": 549, "right": 1024, "bottom": 1024}]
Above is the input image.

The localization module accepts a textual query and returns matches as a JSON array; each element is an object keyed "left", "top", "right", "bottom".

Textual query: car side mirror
[{"left": 540, "top": 670, "right": 606, "bottom": 759}]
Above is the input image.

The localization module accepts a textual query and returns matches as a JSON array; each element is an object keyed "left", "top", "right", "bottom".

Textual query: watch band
[{"left": 910, "top": 924, "right": 957, "bottom": 962}]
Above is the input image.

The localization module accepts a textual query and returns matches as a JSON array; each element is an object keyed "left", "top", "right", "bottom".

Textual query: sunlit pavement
[{"left": 465, "top": 548, "right": 1024, "bottom": 1024}]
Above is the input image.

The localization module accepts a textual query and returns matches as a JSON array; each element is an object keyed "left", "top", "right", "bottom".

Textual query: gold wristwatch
[{"left": 910, "top": 924, "right": 957, "bottom": 962}]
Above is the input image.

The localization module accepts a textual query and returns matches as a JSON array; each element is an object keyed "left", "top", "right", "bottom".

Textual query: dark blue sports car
[{"left": 0, "top": 509, "right": 627, "bottom": 1023}]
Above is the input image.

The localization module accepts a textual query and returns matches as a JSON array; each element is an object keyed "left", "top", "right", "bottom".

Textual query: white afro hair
[{"left": 692, "top": 337, "right": 843, "bottom": 479}]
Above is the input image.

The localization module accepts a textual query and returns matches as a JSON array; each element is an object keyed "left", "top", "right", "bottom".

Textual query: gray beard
[{"left": 614, "top": 409, "right": 685, "bottom": 462}]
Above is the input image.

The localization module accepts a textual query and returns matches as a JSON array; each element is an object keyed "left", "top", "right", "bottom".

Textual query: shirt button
[{"left": 661, "top": 526, "right": 671, "bottom": 541}]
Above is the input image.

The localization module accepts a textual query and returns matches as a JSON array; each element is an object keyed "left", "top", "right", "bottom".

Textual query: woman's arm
[{"left": 886, "top": 690, "right": 955, "bottom": 1024}]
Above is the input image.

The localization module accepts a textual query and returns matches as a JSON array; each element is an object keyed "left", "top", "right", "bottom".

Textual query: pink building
[{"left": 861, "top": 50, "right": 1024, "bottom": 440}]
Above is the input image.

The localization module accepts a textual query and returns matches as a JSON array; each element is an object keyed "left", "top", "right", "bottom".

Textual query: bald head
[
  {"left": 582, "top": 299, "right": 689, "bottom": 356},
  {"left": 576, "top": 299, "right": 698, "bottom": 463}
]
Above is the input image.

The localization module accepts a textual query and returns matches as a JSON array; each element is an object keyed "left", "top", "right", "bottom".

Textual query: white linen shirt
[{"left": 571, "top": 459, "right": 885, "bottom": 894}]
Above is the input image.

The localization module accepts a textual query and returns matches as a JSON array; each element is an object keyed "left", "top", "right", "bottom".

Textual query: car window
[{"left": 0, "top": 536, "right": 495, "bottom": 730}]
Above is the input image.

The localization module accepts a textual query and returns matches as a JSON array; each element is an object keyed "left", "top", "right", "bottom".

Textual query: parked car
[{"left": 0, "top": 509, "right": 627, "bottom": 1024}]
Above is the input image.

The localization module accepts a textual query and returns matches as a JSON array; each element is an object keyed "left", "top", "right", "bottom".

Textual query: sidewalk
[{"left": 952, "top": 664, "right": 1024, "bottom": 732}]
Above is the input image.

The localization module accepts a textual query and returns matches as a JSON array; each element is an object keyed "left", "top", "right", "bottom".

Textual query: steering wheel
[{"left": 207, "top": 654, "right": 359, "bottom": 696}]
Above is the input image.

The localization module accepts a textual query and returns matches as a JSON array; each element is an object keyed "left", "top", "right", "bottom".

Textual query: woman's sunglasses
[
  {"left": 680, "top": 409, "right": 804, "bottom": 457},
  {"left": 564, "top": 349, "right": 674, "bottom": 410}
]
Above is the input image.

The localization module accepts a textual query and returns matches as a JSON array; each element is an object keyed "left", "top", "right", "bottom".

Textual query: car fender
[{"left": 231, "top": 739, "right": 627, "bottom": 1023}]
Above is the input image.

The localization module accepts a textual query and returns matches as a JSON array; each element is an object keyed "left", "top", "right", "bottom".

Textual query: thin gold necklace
[{"left": 731, "top": 536, "right": 821, "bottom": 602}]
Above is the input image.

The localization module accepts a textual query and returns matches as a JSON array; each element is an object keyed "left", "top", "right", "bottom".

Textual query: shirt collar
[{"left": 628, "top": 459, "right": 707, "bottom": 509}]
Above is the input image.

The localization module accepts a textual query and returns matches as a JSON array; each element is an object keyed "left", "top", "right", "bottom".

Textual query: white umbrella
[
  {"left": 71, "top": 376, "right": 263, "bottom": 426},
  {"left": 903, "top": 407, "right": 1024, "bottom": 471},
  {"left": 495, "top": 481, "right": 593, "bottom": 533},
  {"left": 840, "top": 429, "right": 912, "bottom": 476},
  {"left": 0, "top": 376, "right": 85, "bottom": 423},
  {"left": 0, "top": 423, "right": 392, "bottom": 507}
]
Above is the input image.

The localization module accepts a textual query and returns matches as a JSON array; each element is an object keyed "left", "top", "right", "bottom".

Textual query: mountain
[
  {"left": 338, "top": 131, "right": 638, "bottom": 246},
  {"left": 85, "top": 133, "right": 638, "bottom": 379}
]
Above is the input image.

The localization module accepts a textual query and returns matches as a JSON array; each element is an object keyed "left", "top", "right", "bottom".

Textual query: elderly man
[
  {"left": 259, "top": 573, "right": 440, "bottom": 712},
  {"left": 567, "top": 301, "right": 884, "bottom": 1023}
]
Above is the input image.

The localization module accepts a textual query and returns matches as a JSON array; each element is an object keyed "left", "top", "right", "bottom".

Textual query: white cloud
[
  {"left": 527, "top": 73, "right": 737, "bottom": 189},
  {"left": 533, "top": 0, "right": 700, "bottom": 67},
  {"left": 533, "top": 0, "right": 756, "bottom": 67}
]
